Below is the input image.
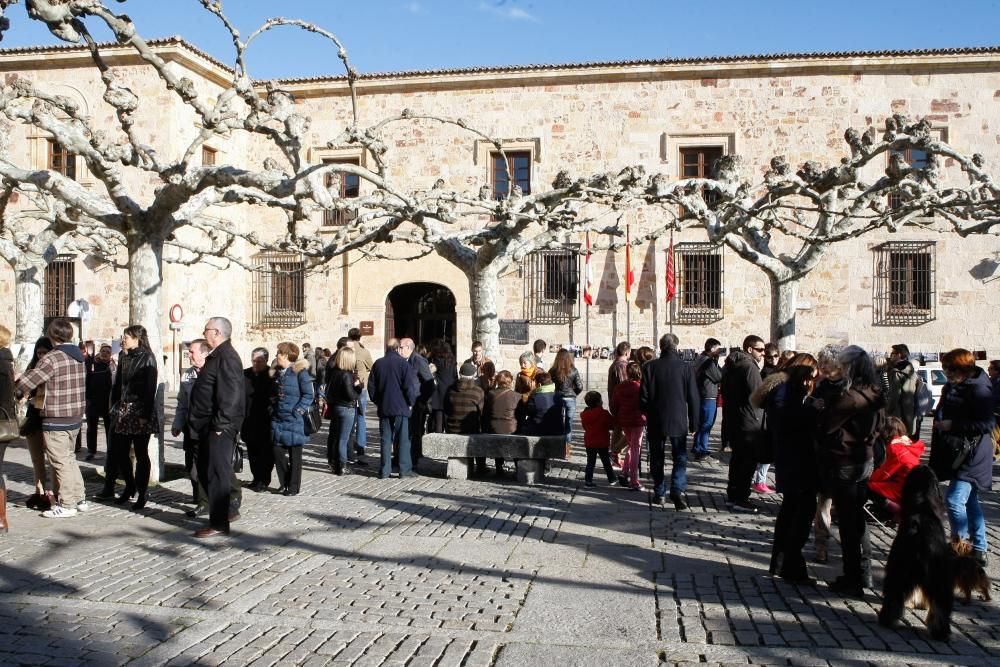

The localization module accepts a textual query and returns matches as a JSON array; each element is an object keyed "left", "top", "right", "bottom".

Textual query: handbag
[
  {"left": 303, "top": 402, "right": 322, "bottom": 436},
  {"left": 929, "top": 430, "right": 979, "bottom": 482},
  {"left": 232, "top": 441, "right": 245, "bottom": 473},
  {"left": 0, "top": 406, "right": 18, "bottom": 442}
]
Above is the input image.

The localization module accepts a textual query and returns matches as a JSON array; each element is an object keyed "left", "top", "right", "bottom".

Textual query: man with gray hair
[
  {"left": 188, "top": 317, "right": 245, "bottom": 538},
  {"left": 639, "top": 334, "right": 699, "bottom": 509}
]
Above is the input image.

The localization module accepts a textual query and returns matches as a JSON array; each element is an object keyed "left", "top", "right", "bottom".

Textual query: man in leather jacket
[{"left": 187, "top": 317, "right": 245, "bottom": 538}]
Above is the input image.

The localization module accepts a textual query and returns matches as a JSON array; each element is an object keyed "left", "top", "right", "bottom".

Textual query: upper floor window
[
  {"left": 323, "top": 158, "right": 360, "bottom": 226},
  {"left": 48, "top": 140, "right": 76, "bottom": 180},
  {"left": 251, "top": 252, "right": 306, "bottom": 329},
  {"left": 674, "top": 243, "right": 724, "bottom": 324},
  {"left": 201, "top": 146, "right": 217, "bottom": 166},
  {"left": 492, "top": 151, "right": 531, "bottom": 201},
  {"left": 679, "top": 145, "right": 723, "bottom": 206},
  {"left": 523, "top": 247, "right": 579, "bottom": 324},
  {"left": 44, "top": 255, "right": 76, "bottom": 319},
  {"left": 887, "top": 127, "right": 946, "bottom": 211},
  {"left": 873, "top": 241, "right": 935, "bottom": 326}
]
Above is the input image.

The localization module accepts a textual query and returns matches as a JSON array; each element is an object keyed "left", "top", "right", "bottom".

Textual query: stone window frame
[
  {"left": 523, "top": 245, "right": 580, "bottom": 325},
  {"left": 201, "top": 145, "right": 218, "bottom": 166},
  {"left": 886, "top": 126, "right": 948, "bottom": 220},
  {"left": 251, "top": 251, "right": 307, "bottom": 329},
  {"left": 872, "top": 240, "right": 936, "bottom": 326},
  {"left": 672, "top": 242, "right": 725, "bottom": 324},
  {"left": 474, "top": 138, "right": 541, "bottom": 199},
  {"left": 309, "top": 146, "right": 367, "bottom": 230},
  {"left": 44, "top": 254, "right": 76, "bottom": 319}
]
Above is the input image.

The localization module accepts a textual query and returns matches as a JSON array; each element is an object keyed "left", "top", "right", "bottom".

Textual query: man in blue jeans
[
  {"left": 639, "top": 334, "right": 700, "bottom": 510},
  {"left": 347, "top": 327, "right": 374, "bottom": 463},
  {"left": 692, "top": 338, "right": 723, "bottom": 462},
  {"left": 367, "top": 339, "right": 419, "bottom": 479}
]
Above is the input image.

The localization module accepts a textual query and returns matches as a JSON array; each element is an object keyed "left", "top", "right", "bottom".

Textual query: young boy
[{"left": 579, "top": 391, "right": 617, "bottom": 487}]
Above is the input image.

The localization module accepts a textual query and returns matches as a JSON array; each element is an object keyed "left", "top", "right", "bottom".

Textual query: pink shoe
[{"left": 752, "top": 482, "right": 775, "bottom": 494}]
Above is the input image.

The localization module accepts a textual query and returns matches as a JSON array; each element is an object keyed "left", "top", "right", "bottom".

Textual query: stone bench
[{"left": 421, "top": 433, "right": 567, "bottom": 484}]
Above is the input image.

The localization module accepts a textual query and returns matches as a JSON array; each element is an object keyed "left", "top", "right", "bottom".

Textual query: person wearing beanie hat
[{"left": 445, "top": 360, "right": 487, "bottom": 474}]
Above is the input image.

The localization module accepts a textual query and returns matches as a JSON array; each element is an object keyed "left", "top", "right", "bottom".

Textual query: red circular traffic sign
[{"left": 169, "top": 304, "right": 184, "bottom": 323}]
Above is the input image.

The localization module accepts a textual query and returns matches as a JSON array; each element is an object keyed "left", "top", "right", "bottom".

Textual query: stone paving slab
[{"left": 0, "top": 409, "right": 998, "bottom": 665}]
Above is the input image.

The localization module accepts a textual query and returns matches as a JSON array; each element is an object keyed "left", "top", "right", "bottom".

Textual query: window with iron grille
[
  {"left": 47, "top": 140, "right": 76, "bottom": 180},
  {"left": 679, "top": 146, "right": 723, "bottom": 206},
  {"left": 201, "top": 146, "right": 217, "bottom": 166},
  {"left": 323, "top": 158, "right": 360, "bottom": 226},
  {"left": 492, "top": 151, "right": 531, "bottom": 200},
  {"left": 873, "top": 241, "right": 935, "bottom": 326},
  {"left": 44, "top": 255, "right": 76, "bottom": 319},
  {"left": 251, "top": 252, "right": 307, "bottom": 328},
  {"left": 523, "top": 247, "right": 579, "bottom": 324},
  {"left": 674, "top": 243, "right": 724, "bottom": 324}
]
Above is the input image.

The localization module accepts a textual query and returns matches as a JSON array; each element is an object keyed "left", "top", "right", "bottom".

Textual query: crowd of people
[{"left": 0, "top": 318, "right": 997, "bottom": 590}]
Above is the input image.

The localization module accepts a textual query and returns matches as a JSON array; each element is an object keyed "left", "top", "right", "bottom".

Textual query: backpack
[{"left": 914, "top": 376, "right": 934, "bottom": 417}]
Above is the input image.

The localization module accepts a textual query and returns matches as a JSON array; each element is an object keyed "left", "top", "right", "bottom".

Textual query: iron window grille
[
  {"left": 47, "top": 140, "right": 76, "bottom": 180},
  {"left": 252, "top": 252, "right": 307, "bottom": 329},
  {"left": 674, "top": 242, "right": 724, "bottom": 324},
  {"left": 873, "top": 241, "right": 936, "bottom": 326},
  {"left": 523, "top": 246, "right": 579, "bottom": 324},
  {"left": 44, "top": 255, "right": 75, "bottom": 319},
  {"left": 491, "top": 151, "right": 531, "bottom": 200},
  {"left": 679, "top": 146, "right": 723, "bottom": 207},
  {"left": 323, "top": 158, "right": 360, "bottom": 226}
]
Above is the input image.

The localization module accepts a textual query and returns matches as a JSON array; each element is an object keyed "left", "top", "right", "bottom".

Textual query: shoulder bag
[
  {"left": 929, "top": 430, "right": 979, "bottom": 482},
  {"left": 303, "top": 402, "right": 323, "bottom": 436},
  {"left": 0, "top": 406, "right": 19, "bottom": 442}
]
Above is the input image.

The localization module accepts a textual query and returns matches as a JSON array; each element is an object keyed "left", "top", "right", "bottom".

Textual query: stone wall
[{"left": 1, "top": 44, "right": 998, "bottom": 370}]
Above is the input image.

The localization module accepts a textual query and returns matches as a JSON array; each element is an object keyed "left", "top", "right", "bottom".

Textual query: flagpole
[{"left": 584, "top": 233, "right": 591, "bottom": 391}]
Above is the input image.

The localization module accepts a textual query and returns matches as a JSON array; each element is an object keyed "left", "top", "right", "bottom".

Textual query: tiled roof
[
  {"left": 272, "top": 45, "right": 1000, "bottom": 84},
  {"left": 0, "top": 36, "right": 234, "bottom": 73},
  {"left": 2, "top": 38, "right": 998, "bottom": 85}
]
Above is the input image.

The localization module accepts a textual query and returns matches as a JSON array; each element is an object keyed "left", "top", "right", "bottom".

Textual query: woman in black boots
[{"left": 98, "top": 325, "right": 158, "bottom": 510}]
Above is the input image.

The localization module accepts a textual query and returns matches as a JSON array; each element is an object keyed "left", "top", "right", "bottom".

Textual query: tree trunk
[
  {"left": 128, "top": 237, "right": 166, "bottom": 482},
  {"left": 13, "top": 263, "right": 45, "bottom": 372},
  {"left": 769, "top": 276, "right": 799, "bottom": 352},
  {"left": 469, "top": 265, "right": 501, "bottom": 361}
]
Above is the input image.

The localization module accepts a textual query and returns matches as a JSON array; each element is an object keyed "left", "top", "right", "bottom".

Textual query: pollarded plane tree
[{"left": 634, "top": 114, "right": 1000, "bottom": 350}]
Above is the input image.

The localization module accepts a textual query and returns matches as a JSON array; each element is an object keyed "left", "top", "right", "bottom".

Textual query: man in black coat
[
  {"left": 242, "top": 347, "right": 274, "bottom": 492},
  {"left": 721, "top": 334, "right": 766, "bottom": 513},
  {"left": 639, "top": 334, "right": 699, "bottom": 510},
  {"left": 399, "top": 338, "right": 434, "bottom": 469},
  {"left": 187, "top": 317, "right": 245, "bottom": 538},
  {"left": 84, "top": 344, "right": 114, "bottom": 461},
  {"left": 368, "top": 340, "right": 419, "bottom": 479},
  {"left": 691, "top": 338, "right": 723, "bottom": 462}
]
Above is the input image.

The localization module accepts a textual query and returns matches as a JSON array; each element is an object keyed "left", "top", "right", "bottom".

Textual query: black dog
[{"left": 878, "top": 465, "right": 954, "bottom": 641}]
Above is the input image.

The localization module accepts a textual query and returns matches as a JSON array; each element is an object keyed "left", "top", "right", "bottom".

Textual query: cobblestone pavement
[{"left": 1, "top": 405, "right": 998, "bottom": 666}]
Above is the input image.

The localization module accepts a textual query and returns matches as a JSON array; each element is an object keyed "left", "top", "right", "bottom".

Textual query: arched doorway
[{"left": 385, "top": 283, "right": 457, "bottom": 352}]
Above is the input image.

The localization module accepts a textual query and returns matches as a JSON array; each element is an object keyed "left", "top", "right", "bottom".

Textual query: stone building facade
[{"left": 1, "top": 40, "right": 999, "bottom": 384}]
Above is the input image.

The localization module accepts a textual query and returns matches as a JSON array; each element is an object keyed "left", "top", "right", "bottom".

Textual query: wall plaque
[
  {"left": 498, "top": 319, "right": 529, "bottom": 345},
  {"left": 359, "top": 321, "right": 375, "bottom": 336}
]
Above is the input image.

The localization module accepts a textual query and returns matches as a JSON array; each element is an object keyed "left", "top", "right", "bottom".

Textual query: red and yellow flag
[
  {"left": 624, "top": 225, "right": 635, "bottom": 303},
  {"left": 583, "top": 232, "right": 594, "bottom": 307},
  {"left": 665, "top": 237, "right": 676, "bottom": 303}
]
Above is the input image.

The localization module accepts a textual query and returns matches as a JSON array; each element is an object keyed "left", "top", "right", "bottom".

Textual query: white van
[{"left": 914, "top": 363, "right": 947, "bottom": 414}]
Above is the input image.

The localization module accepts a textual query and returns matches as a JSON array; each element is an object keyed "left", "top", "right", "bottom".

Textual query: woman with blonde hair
[{"left": 325, "top": 346, "right": 361, "bottom": 475}]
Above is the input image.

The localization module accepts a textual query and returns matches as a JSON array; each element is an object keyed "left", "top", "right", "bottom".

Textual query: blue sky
[{"left": 1, "top": 0, "right": 999, "bottom": 79}]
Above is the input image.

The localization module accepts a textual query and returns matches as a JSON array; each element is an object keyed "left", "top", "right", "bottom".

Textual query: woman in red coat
[{"left": 867, "top": 416, "right": 925, "bottom": 523}]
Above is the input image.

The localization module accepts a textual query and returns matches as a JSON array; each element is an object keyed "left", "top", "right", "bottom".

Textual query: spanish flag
[
  {"left": 583, "top": 232, "right": 594, "bottom": 307},
  {"left": 624, "top": 225, "right": 635, "bottom": 303}
]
